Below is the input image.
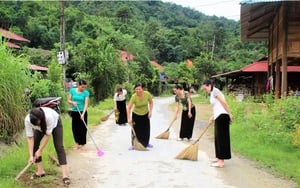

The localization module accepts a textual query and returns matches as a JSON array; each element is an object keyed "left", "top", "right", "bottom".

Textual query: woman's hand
[
  {"left": 128, "top": 119, "right": 132, "bottom": 124},
  {"left": 148, "top": 111, "right": 152, "bottom": 118},
  {"left": 72, "top": 101, "right": 77, "bottom": 106},
  {"left": 188, "top": 112, "right": 192, "bottom": 118},
  {"left": 28, "top": 156, "right": 35, "bottom": 164},
  {"left": 35, "top": 149, "right": 42, "bottom": 159},
  {"left": 208, "top": 116, "right": 214, "bottom": 125}
]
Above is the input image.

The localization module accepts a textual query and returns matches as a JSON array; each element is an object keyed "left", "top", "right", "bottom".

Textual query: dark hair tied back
[
  {"left": 117, "top": 87, "right": 123, "bottom": 92},
  {"left": 202, "top": 79, "right": 214, "bottom": 91},
  {"left": 78, "top": 79, "right": 87, "bottom": 86},
  {"left": 175, "top": 84, "right": 183, "bottom": 90},
  {"left": 134, "top": 82, "right": 144, "bottom": 89},
  {"left": 29, "top": 108, "right": 47, "bottom": 134}
]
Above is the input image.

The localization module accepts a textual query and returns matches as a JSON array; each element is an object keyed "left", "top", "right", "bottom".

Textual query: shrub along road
[{"left": 67, "top": 96, "right": 297, "bottom": 188}]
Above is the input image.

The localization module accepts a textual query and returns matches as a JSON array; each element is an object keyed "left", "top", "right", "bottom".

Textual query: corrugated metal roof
[
  {"left": 150, "top": 61, "right": 163, "bottom": 72},
  {"left": 241, "top": 61, "right": 268, "bottom": 72},
  {"left": 29, "top": 64, "right": 48, "bottom": 72},
  {"left": 5, "top": 41, "right": 21, "bottom": 48},
  {"left": 0, "top": 28, "right": 30, "bottom": 42},
  {"left": 211, "top": 61, "right": 300, "bottom": 78}
]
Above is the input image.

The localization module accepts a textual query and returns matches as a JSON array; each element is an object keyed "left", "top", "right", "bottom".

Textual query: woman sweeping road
[
  {"left": 67, "top": 79, "right": 90, "bottom": 151},
  {"left": 127, "top": 82, "right": 154, "bottom": 150},
  {"left": 113, "top": 87, "right": 128, "bottom": 126},
  {"left": 173, "top": 84, "right": 196, "bottom": 141},
  {"left": 201, "top": 79, "right": 232, "bottom": 168}
]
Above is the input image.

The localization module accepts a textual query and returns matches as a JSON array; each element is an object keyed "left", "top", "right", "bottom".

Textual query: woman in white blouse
[
  {"left": 114, "top": 87, "right": 128, "bottom": 126},
  {"left": 201, "top": 80, "right": 233, "bottom": 168},
  {"left": 24, "top": 107, "right": 70, "bottom": 185}
]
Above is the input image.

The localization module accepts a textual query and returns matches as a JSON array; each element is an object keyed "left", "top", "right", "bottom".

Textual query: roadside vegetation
[{"left": 228, "top": 94, "right": 300, "bottom": 185}]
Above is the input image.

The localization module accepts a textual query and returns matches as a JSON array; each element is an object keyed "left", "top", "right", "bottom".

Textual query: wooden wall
[{"left": 269, "top": 2, "right": 300, "bottom": 64}]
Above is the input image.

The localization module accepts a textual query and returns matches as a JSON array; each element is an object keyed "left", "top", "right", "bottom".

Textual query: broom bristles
[
  {"left": 175, "top": 142, "right": 199, "bottom": 161},
  {"left": 133, "top": 137, "right": 148, "bottom": 151},
  {"left": 155, "top": 130, "right": 170, "bottom": 139},
  {"left": 100, "top": 115, "right": 109, "bottom": 121},
  {"left": 100, "top": 110, "right": 115, "bottom": 121}
]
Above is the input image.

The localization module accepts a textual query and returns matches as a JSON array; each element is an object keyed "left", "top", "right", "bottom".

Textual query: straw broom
[
  {"left": 175, "top": 122, "right": 212, "bottom": 161},
  {"left": 100, "top": 110, "right": 115, "bottom": 121},
  {"left": 155, "top": 118, "right": 176, "bottom": 139},
  {"left": 129, "top": 122, "right": 148, "bottom": 151},
  {"left": 115, "top": 109, "right": 120, "bottom": 122}
]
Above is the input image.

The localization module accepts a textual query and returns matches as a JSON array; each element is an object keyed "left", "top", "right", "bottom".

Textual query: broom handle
[
  {"left": 15, "top": 162, "right": 32, "bottom": 181},
  {"left": 128, "top": 122, "right": 137, "bottom": 137},
  {"left": 194, "top": 122, "right": 212, "bottom": 143},
  {"left": 76, "top": 106, "right": 101, "bottom": 151},
  {"left": 166, "top": 117, "right": 177, "bottom": 131}
]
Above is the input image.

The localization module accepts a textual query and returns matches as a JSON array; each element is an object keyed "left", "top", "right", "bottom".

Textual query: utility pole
[
  {"left": 59, "top": 0, "right": 66, "bottom": 91},
  {"left": 211, "top": 35, "right": 215, "bottom": 60}
]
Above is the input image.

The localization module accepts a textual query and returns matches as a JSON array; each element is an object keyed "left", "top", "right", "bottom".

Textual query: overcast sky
[{"left": 161, "top": 0, "right": 241, "bottom": 21}]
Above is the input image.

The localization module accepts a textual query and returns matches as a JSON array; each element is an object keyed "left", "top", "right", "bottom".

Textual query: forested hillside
[{"left": 0, "top": 1, "right": 267, "bottom": 98}]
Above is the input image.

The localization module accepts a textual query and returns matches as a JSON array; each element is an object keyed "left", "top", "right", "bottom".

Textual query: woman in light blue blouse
[{"left": 67, "top": 79, "right": 90, "bottom": 151}]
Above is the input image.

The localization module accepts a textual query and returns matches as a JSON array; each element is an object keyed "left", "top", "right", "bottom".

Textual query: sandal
[
  {"left": 63, "top": 177, "right": 71, "bottom": 185},
  {"left": 30, "top": 173, "right": 45, "bottom": 179},
  {"left": 210, "top": 162, "right": 224, "bottom": 168}
]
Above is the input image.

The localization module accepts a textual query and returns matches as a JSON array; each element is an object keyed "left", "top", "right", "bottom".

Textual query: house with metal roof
[
  {"left": 240, "top": 0, "right": 300, "bottom": 98},
  {"left": 212, "top": 57, "right": 300, "bottom": 98}
]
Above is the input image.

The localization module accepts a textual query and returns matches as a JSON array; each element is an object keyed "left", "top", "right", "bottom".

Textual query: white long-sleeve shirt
[
  {"left": 113, "top": 89, "right": 127, "bottom": 101},
  {"left": 210, "top": 87, "right": 228, "bottom": 120},
  {"left": 24, "top": 107, "right": 59, "bottom": 137}
]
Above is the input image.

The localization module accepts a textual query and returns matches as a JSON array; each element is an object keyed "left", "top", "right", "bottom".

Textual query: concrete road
[{"left": 67, "top": 96, "right": 297, "bottom": 188}]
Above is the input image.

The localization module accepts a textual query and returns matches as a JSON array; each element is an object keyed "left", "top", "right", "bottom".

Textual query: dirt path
[{"left": 67, "top": 96, "right": 297, "bottom": 188}]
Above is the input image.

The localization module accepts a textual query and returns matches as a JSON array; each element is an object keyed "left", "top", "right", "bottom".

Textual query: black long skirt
[
  {"left": 71, "top": 111, "right": 87, "bottom": 145},
  {"left": 214, "top": 113, "right": 231, "bottom": 160},
  {"left": 132, "top": 112, "right": 150, "bottom": 147},
  {"left": 179, "top": 106, "right": 196, "bottom": 139},
  {"left": 116, "top": 100, "right": 127, "bottom": 124}
]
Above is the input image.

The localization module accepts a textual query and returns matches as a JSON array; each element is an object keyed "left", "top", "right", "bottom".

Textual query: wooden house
[
  {"left": 212, "top": 57, "right": 300, "bottom": 98},
  {"left": 241, "top": 0, "right": 300, "bottom": 98}
]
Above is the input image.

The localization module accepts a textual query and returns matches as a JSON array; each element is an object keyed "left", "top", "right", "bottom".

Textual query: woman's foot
[
  {"left": 210, "top": 158, "right": 219, "bottom": 163},
  {"left": 80, "top": 145, "right": 87, "bottom": 151},
  {"left": 210, "top": 162, "right": 224, "bottom": 168},
  {"left": 210, "top": 160, "right": 224, "bottom": 168},
  {"left": 73, "top": 144, "right": 79, "bottom": 150},
  {"left": 30, "top": 172, "right": 46, "bottom": 179},
  {"left": 128, "top": 146, "right": 134, "bottom": 150},
  {"left": 62, "top": 177, "right": 71, "bottom": 185}
]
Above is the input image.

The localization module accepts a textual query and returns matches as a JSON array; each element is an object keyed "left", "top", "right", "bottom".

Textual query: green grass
[{"left": 229, "top": 97, "right": 300, "bottom": 185}]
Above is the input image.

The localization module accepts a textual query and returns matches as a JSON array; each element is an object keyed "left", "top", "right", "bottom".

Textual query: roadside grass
[{"left": 228, "top": 96, "right": 300, "bottom": 185}]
